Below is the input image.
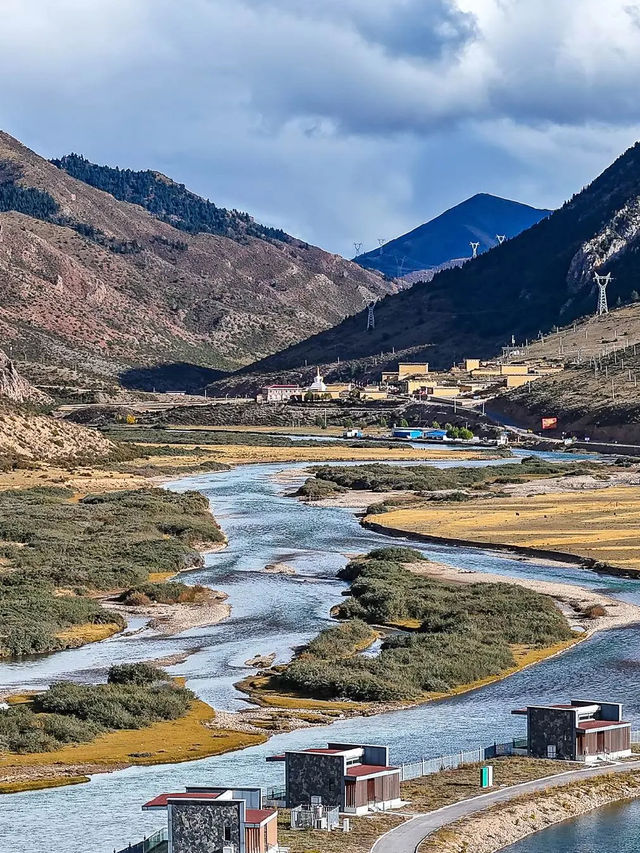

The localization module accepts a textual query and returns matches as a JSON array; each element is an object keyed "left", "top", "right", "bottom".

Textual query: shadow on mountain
[{"left": 119, "top": 363, "right": 229, "bottom": 394}]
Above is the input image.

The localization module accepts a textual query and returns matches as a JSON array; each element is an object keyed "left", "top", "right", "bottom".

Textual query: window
[
  {"left": 546, "top": 745, "right": 557, "bottom": 759},
  {"left": 224, "top": 826, "right": 231, "bottom": 842}
]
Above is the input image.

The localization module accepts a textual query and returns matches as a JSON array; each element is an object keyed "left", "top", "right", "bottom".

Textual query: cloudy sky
[{"left": 2, "top": 0, "right": 640, "bottom": 256}]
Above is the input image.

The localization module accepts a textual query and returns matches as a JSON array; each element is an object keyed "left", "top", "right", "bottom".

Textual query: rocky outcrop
[{"left": 0, "top": 349, "right": 51, "bottom": 404}]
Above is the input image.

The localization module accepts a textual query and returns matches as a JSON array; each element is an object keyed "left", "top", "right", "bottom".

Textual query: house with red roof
[
  {"left": 267, "top": 742, "right": 402, "bottom": 816},
  {"left": 134, "top": 786, "right": 279, "bottom": 853},
  {"left": 512, "top": 699, "right": 631, "bottom": 762}
]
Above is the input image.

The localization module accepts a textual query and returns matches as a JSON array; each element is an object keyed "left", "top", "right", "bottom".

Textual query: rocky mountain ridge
[
  {"left": 239, "top": 140, "right": 640, "bottom": 377},
  {"left": 0, "top": 131, "right": 397, "bottom": 389}
]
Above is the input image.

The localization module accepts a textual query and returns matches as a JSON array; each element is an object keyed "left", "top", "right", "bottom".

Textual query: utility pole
[
  {"left": 470, "top": 242, "right": 480, "bottom": 259},
  {"left": 595, "top": 271, "right": 612, "bottom": 316}
]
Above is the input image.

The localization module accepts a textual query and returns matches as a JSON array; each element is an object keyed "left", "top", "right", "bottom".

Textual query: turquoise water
[
  {"left": 0, "top": 451, "right": 638, "bottom": 852},
  {"left": 503, "top": 798, "right": 640, "bottom": 853}
]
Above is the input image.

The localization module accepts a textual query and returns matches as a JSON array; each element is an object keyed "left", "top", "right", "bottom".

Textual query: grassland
[
  {"left": 266, "top": 547, "right": 573, "bottom": 704},
  {"left": 0, "top": 688, "right": 265, "bottom": 791},
  {"left": 370, "top": 485, "right": 640, "bottom": 573},
  {"left": 312, "top": 457, "right": 595, "bottom": 494},
  {"left": 276, "top": 757, "right": 579, "bottom": 853},
  {"left": 0, "top": 486, "right": 224, "bottom": 656}
]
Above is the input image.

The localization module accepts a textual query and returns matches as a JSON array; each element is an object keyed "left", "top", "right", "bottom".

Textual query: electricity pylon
[
  {"left": 470, "top": 242, "right": 480, "bottom": 258},
  {"left": 595, "top": 272, "right": 612, "bottom": 316},
  {"left": 367, "top": 301, "right": 376, "bottom": 330},
  {"left": 496, "top": 234, "right": 506, "bottom": 244}
]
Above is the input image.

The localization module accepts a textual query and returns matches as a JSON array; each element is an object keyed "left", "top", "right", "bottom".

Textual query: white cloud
[{"left": 0, "top": 0, "right": 639, "bottom": 254}]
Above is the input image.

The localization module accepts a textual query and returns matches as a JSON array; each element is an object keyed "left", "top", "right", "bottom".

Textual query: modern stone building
[
  {"left": 512, "top": 699, "right": 632, "bottom": 762},
  {"left": 267, "top": 741, "right": 402, "bottom": 816},
  {"left": 139, "top": 786, "right": 279, "bottom": 853}
]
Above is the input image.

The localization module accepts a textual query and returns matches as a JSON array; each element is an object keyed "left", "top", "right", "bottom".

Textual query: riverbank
[
  {"left": 363, "top": 482, "right": 640, "bottom": 575},
  {"left": 419, "top": 768, "right": 640, "bottom": 853},
  {"left": 0, "top": 696, "right": 266, "bottom": 794},
  {"left": 235, "top": 545, "right": 589, "bottom": 728}
]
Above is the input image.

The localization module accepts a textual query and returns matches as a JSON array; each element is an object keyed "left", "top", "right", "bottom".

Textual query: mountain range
[
  {"left": 0, "top": 132, "right": 397, "bottom": 391},
  {"left": 354, "top": 193, "right": 551, "bottom": 278},
  {"left": 240, "top": 140, "right": 640, "bottom": 379}
]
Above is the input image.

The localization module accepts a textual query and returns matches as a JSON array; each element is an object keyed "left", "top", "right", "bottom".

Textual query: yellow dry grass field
[
  {"left": 0, "top": 443, "right": 487, "bottom": 494},
  {"left": 0, "top": 699, "right": 266, "bottom": 789},
  {"left": 372, "top": 485, "right": 640, "bottom": 571}
]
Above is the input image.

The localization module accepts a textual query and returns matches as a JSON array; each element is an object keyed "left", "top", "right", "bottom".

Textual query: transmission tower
[
  {"left": 496, "top": 234, "right": 506, "bottom": 244},
  {"left": 353, "top": 241, "right": 363, "bottom": 256},
  {"left": 377, "top": 238, "right": 386, "bottom": 254},
  {"left": 367, "top": 301, "right": 376, "bottom": 330},
  {"left": 595, "top": 272, "right": 612, "bottom": 316},
  {"left": 470, "top": 241, "right": 480, "bottom": 258}
]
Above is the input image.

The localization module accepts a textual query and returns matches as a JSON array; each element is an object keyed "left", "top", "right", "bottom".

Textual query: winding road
[{"left": 371, "top": 758, "right": 640, "bottom": 853}]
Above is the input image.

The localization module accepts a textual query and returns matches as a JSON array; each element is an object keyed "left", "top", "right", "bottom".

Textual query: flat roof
[
  {"left": 346, "top": 764, "right": 399, "bottom": 778},
  {"left": 303, "top": 748, "right": 344, "bottom": 754},
  {"left": 143, "top": 792, "right": 219, "bottom": 809}
]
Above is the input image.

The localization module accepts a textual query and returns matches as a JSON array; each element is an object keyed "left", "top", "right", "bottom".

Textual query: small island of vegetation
[{"left": 272, "top": 547, "right": 574, "bottom": 703}]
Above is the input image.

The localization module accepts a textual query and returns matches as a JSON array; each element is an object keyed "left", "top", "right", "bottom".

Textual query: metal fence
[
  {"left": 115, "top": 827, "right": 168, "bottom": 853},
  {"left": 399, "top": 740, "right": 525, "bottom": 782}
]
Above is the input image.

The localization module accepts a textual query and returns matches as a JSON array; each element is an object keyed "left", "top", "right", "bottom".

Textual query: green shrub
[
  {"left": 107, "top": 663, "right": 170, "bottom": 686},
  {"left": 278, "top": 548, "right": 572, "bottom": 703},
  {"left": 0, "top": 486, "right": 222, "bottom": 657}
]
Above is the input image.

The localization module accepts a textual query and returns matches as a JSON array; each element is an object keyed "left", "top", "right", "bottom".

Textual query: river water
[{"left": 1, "top": 450, "right": 640, "bottom": 853}]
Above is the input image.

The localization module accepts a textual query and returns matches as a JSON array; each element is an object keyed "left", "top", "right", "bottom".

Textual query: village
[
  {"left": 259, "top": 357, "right": 564, "bottom": 408},
  {"left": 119, "top": 699, "right": 635, "bottom": 853}
]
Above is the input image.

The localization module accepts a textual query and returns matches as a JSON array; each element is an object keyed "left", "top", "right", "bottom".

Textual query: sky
[{"left": 2, "top": 0, "right": 640, "bottom": 256}]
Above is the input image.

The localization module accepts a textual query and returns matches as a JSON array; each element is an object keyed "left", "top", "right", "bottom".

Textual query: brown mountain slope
[
  {"left": 0, "top": 132, "right": 396, "bottom": 387},
  {"left": 0, "top": 349, "right": 114, "bottom": 461}
]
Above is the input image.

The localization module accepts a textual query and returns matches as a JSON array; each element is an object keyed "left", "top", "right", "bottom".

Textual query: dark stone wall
[
  {"left": 528, "top": 708, "right": 576, "bottom": 760},
  {"left": 170, "top": 801, "right": 241, "bottom": 853},
  {"left": 285, "top": 753, "right": 345, "bottom": 808}
]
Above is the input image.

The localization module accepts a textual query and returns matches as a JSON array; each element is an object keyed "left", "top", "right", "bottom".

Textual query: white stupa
[{"left": 308, "top": 368, "right": 327, "bottom": 393}]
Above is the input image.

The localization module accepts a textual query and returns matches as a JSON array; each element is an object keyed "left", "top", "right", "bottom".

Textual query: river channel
[{"left": 2, "top": 449, "right": 640, "bottom": 853}]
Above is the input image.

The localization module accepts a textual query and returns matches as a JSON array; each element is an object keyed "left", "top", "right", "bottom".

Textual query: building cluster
[
  {"left": 258, "top": 369, "right": 388, "bottom": 404},
  {"left": 258, "top": 356, "right": 563, "bottom": 407},
  {"left": 119, "top": 700, "right": 632, "bottom": 853},
  {"left": 381, "top": 358, "right": 563, "bottom": 400}
]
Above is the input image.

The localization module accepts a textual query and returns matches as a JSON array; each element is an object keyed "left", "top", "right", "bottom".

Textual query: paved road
[{"left": 371, "top": 759, "right": 640, "bottom": 853}]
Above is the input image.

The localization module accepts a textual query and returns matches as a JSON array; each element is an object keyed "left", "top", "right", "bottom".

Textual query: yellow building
[
  {"left": 360, "top": 387, "right": 389, "bottom": 400},
  {"left": 463, "top": 358, "right": 481, "bottom": 372},
  {"left": 398, "top": 362, "right": 429, "bottom": 379},
  {"left": 381, "top": 371, "right": 400, "bottom": 384},
  {"left": 426, "top": 385, "right": 461, "bottom": 398},
  {"left": 499, "top": 364, "right": 530, "bottom": 376},
  {"left": 400, "top": 377, "right": 432, "bottom": 394}
]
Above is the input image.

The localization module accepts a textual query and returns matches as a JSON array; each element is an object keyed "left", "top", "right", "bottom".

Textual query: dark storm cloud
[{"left": 1, "top": 0, "right": 640, "bottom": 254}]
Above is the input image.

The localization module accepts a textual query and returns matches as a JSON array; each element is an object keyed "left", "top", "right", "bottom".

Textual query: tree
[
  {"left": 379, "top": 417, "right": 388, "bottom": 428},
  {"left": 431, "top": 420, "right": 441, "bottom": 429},
  {"left": 398, "top": 418, "right": 409, "bottom": 427},
  {"left": 458, "top": 427, "right": 474, "bottom": 440}
]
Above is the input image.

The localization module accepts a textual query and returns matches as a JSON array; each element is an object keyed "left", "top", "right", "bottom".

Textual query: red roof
[
  {"left": 577, "top": 720, "right": 629, "bottom": 731},
  {"left": 245, "top": 808, "right": 276, "bottom": 825},
  {"left": 346, "top": 764, "right": 399, "bottom": 778},
  {"left": 143, "top": 792, "right": 219, "bottom": 809}
]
